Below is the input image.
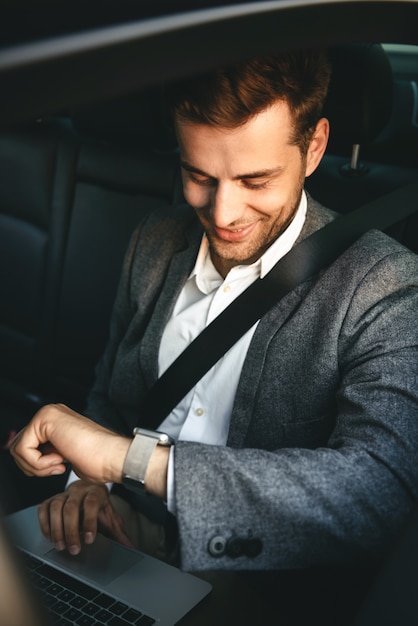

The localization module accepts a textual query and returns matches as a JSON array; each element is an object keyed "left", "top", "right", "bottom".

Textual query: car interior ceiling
[{"left": 0, "top": 39, "right": 417, "bottom": 513}]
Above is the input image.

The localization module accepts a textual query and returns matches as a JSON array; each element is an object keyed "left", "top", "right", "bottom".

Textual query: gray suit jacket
[{"left": 86, "top": 195, "right": 418, "bottom": 571}]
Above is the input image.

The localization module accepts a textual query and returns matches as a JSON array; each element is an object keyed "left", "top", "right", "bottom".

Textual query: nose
[{"left": 211, "top": 181, "right": 244, "bottom": 228}]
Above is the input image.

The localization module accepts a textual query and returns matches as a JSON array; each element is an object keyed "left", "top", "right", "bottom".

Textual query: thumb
[
  {"left": 109, "top": 524, "right": 135, "bottom": 549},
  {"left": 98, "top": 508, "right": 135, "bottom": 548}
]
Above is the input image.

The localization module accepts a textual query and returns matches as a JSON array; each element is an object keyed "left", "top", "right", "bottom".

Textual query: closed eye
[
  {"left": 188, "top": 171, "right": 215, "bottom": 187},
  {"left": 181, "top": 163, "right": 216, "bottom": 187},
  {"left": 238, "top": 167, "right": 284, "bottom": 190},
  {"left": 241, "top": 179, "right": 271, "bottom": 190}
]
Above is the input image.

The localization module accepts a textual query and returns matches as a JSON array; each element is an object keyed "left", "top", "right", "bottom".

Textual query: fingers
[
  {"left": 81, "top": 487, "right": 107, "bottom": 545},
  {"left": 10, "top": 403, "right": 131, "bottom": 484},
  {"left": 38, "top": 495, "right": 59, "bottom": 542},
  {"left": 10, "top": 428, "right": 66, "bottom": 477},
  {"left": 38, "top": 481, "right": 111, "bottom": 555},
  {"left": 39, "top": 492, "right": 82, "bottom": 555}
]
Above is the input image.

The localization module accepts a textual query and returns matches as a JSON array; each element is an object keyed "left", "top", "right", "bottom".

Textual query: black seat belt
[{"left": 141, "top": 182, "right": 418, "bottom": 428}]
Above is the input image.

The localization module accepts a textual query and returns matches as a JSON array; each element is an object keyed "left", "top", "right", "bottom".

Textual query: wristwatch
[{"left": 122, "top": 427, "right": 174, "bottom": 492}]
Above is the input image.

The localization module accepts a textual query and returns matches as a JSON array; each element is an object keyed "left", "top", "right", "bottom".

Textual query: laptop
[{"left": 2, "top": 505, "right": 212, "bottom": 626}]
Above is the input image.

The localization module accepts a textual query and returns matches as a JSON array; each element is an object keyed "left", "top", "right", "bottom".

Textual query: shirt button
[
  {"left": 194, "top": 407, "right": 205, "bottom": 416},
  {"left": 223, "top": 284, "right": 231, "bottom": 293}
]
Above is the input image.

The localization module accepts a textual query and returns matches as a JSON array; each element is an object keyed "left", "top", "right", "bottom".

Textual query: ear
[{"left": 305, "top": 118, "right": 329, "bottom": 177}]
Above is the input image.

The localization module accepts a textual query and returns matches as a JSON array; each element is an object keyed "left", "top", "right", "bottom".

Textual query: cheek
[
  {"left": 182, "top": 182, "right": 210, "bottom": 210},
  {"left": 248, "top": 188, "right": 286, "bottom": 215},
  {"left": 256, "top": 173, "right": 303, "bottom": 215}
]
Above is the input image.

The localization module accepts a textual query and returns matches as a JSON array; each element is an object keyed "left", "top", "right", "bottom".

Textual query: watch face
[
  {"left": 133, "top": 428, "right": 174, "bottom": 446},
  {"left": 158, "top": 433, "right": 173, "bottom": 446}
]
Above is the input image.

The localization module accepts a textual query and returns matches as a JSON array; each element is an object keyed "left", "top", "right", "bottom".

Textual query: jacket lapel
[
  {"left": 227, "top": 195, "right": 335, "bottom": 447},
  {"left": 139, "top": 220, "right": 202, "bottom": 388}
]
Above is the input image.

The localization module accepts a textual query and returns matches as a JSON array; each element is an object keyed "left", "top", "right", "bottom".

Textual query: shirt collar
[{"left": 190, "top": 190, "right": 307, "bottom": 292}]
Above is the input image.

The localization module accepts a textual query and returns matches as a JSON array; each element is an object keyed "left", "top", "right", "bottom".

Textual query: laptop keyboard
[{"left": 23, "top": 552, "right": 156, "bottom": 626}]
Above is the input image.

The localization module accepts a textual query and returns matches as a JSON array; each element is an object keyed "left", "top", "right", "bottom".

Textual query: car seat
[{"left": 306, "top": 43, "right": 418, "bottom": 253}]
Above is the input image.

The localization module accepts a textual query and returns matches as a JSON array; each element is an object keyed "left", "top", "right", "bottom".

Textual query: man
[{"left": 10, "top": 50, "right": 418, "bottom": 571}]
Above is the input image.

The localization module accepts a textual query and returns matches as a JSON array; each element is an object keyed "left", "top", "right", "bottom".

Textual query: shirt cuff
[{"left": 66, "top": 469, "right": 112, "bottom": 492}]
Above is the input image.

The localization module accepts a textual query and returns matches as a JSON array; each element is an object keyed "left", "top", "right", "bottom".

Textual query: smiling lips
[{"left": 214, "top": 222, "right": 258, "bottom": 242}]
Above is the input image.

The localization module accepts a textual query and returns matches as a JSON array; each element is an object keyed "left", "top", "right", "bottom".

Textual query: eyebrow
[{"left": 180, "top": 161, "right": 284, "bottom": 181}]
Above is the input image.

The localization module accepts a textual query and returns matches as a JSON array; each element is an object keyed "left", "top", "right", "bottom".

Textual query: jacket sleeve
[{"left": 173, "top": 247, "right": 418, "bottom": 571}]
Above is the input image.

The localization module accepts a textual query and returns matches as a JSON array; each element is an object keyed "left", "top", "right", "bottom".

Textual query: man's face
[{"left": 176, "top": 101, "right": 327, "bottom": 277}]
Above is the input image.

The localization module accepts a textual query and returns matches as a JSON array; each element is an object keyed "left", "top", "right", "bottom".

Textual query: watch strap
[{"left": 122, "top": 433, "right": 159, "bottom": 489}]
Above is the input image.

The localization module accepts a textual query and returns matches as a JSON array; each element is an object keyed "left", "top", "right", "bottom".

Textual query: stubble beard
[{"left": 204, "top": 184, "right": 304, "bottom": 274}]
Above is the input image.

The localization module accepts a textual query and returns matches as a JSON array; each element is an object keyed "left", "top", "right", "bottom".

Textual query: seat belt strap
[{"left": 140, "top": 182, "right": 418, "bottom": 428}]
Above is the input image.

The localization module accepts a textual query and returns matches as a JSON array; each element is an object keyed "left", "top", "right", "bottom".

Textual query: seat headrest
[
  {"left": 71, "top": 88, "right": 177, "bottom": 153},
  {"left": 324, "top": 43, "right": 393, "bottom": 152}
]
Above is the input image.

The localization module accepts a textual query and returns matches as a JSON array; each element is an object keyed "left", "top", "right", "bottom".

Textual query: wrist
[
  {"left": 108, "top": 436, "right": 131, "bottom": 483},
  {"left": 121, "top": 428, "right": 173, "bottom": 497}
]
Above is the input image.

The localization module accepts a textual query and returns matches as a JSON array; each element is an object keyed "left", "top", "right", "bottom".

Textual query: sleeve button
[
  {"left": 226, "top": 536, "right": 245, "bottom": 558},
  {"left": 207, "top": 535, "right": 226, "bottom": 557},
  {"left": 244, "top": 537, "right": 263, "bottom": 558}
]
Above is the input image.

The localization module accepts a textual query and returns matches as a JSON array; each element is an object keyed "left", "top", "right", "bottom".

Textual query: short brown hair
[{"left": 166, "top": 49, "right": 331, "bottom": 154}]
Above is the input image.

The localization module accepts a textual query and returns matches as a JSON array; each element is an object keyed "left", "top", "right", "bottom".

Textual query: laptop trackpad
[{"left": 45, "top": 533, "right": 142, "bottom": 586}]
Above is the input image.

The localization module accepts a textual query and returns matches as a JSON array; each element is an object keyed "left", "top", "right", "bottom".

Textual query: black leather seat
[
  {"left": 0, "top": 119, "right": 80, "bottom": 427},
  {"left": 0, "top": 89, "right": 181, "bottom": 510},
  {"left": 53, "top": 90, "right": 182, "bottom": 409}
]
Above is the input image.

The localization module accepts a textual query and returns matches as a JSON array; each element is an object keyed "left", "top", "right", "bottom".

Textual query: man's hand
[
  {"left": 9, "top": 404, "right": 131, "bottom": 484},
  {"left": 39, "top": 480, "right": 134, "bottom": 555},
  {"left": 10, "top": 403, "right": 170, "bottom": 500}
]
